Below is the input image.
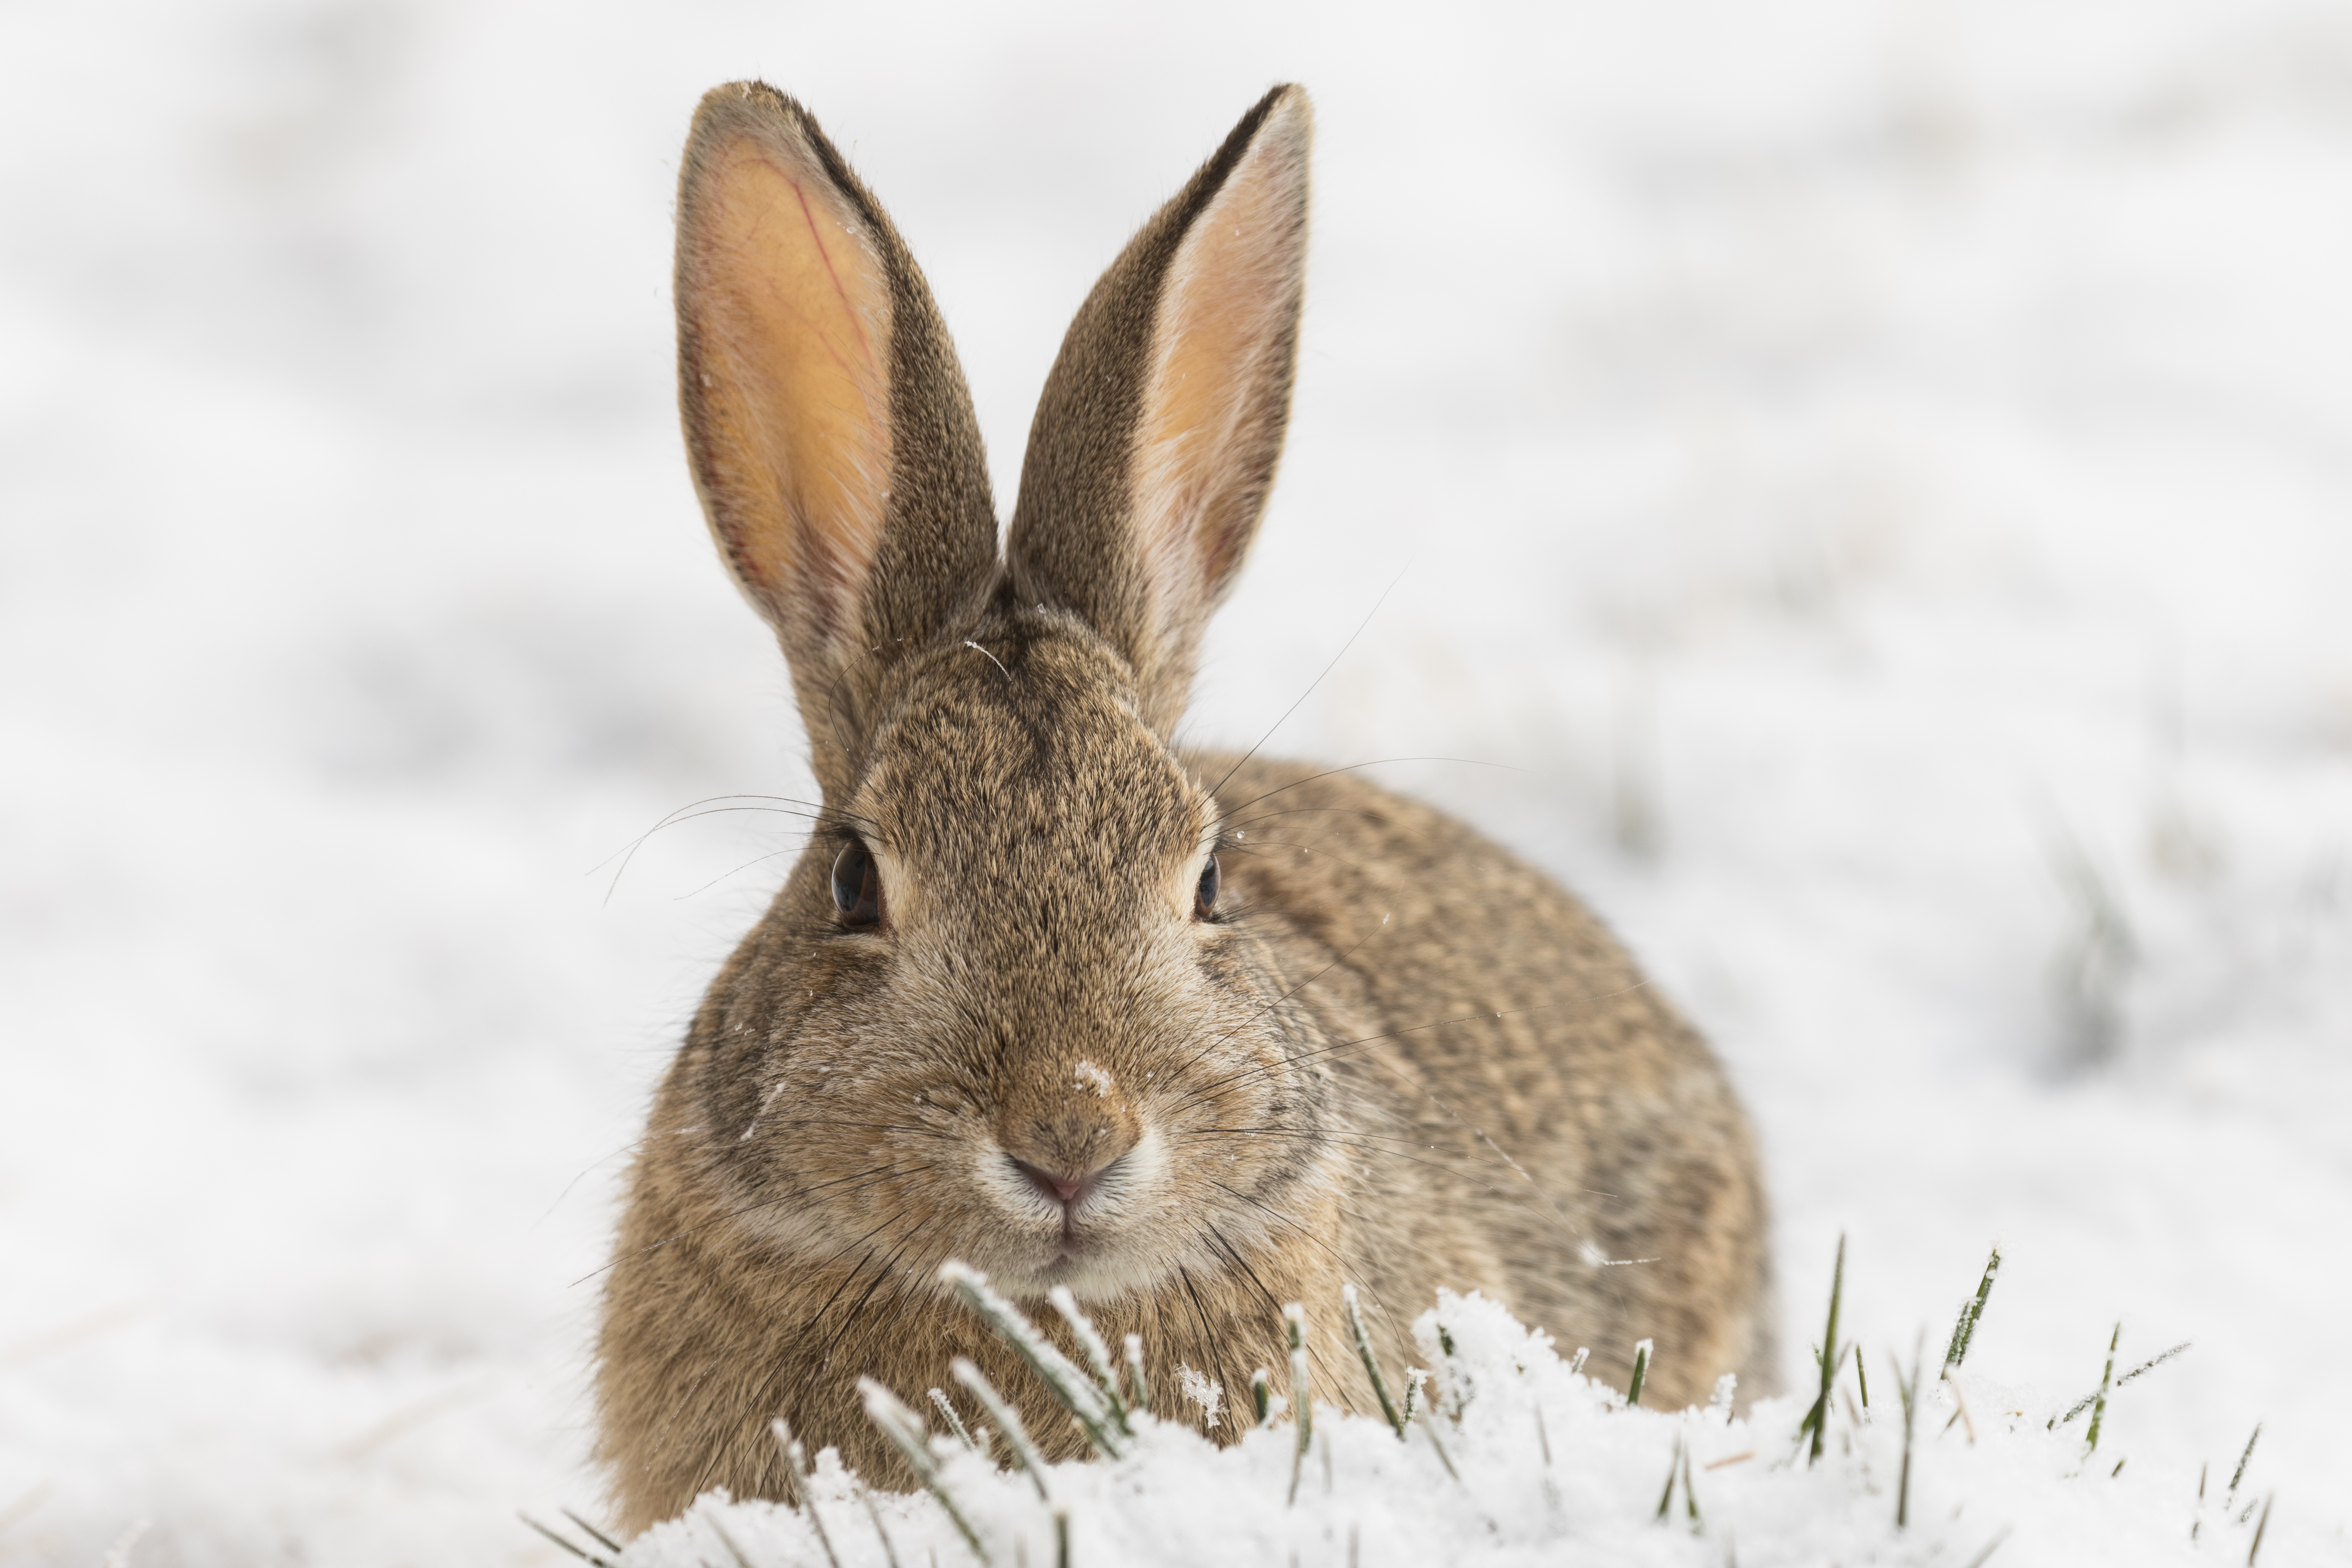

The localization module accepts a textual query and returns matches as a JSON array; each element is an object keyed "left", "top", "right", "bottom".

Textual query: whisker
[
  {"left": 818, "top": 1210, "right": 947, "bottom": 1360},
  {"left": 1183, "top": 1125, "right": 1620, "bottom": 1201},
  {"left": 675, "top": 843, "right": 813, "bottom": 901},
  {"left": 594, "top": 794, "right": 883, "bottom": 906},
  {"left": 567, "top": 1160, "right": 937, "bottom": 1286},
  {"left": 1203, "top": 1179, "right": 1402, "bottom": 1344},
  {"left": 1164, "top": 919, "right": 1395, "bottom": 1084},
  {"left": 1219, "top": 805, "right": 1382, "bottom": 833},
  {"left": 1210, "top": 565, "right": 1409, "bottom": 799},
  {"left": 1182, "top": 1128, "right": 1528, "bottom": 1196},
  {"left": 1174, "top": 983, "right": 1651, "bottom": 1109},
  {"left": 1216, "top": 834, "right": 1380, "bottom": 879},
  {"left": 1211, "top": 756, "right": 1524, "bottom": 822}
]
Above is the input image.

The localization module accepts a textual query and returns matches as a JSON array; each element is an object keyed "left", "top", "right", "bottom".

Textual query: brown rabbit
[{"left": 596, "top": 80, "right": 1775, "bottom": 1533}]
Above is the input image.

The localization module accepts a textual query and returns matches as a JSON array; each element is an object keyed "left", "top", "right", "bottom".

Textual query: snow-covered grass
[
  {"left": 582, "top": 1248, "right": 2271, "bottom": 1568},
  {"left": 4, "top": 1, "right": 2352, "bottom": 1565}
]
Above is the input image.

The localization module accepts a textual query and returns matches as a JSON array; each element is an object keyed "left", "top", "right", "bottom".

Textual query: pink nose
[{"left": 1012, "top": 1158, "right": 1106, "bottom": 1208}]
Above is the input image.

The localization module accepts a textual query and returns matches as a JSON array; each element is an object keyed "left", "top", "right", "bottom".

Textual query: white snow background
[{"left": 3, "top": 1, "right": 2349, "bottom": 1563}]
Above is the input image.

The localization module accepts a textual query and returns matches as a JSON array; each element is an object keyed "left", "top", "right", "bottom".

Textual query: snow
[
  {"left": 4, "top": 1, "right": 2351, "bottom": 1564},
  {"left": 619, "top": 1288, "right": 2278, "bottom": 1568}
]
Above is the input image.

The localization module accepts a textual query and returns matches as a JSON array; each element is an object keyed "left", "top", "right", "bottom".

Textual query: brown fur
[{"left": 597, "top": 81, "right": 1775, "bottom": 1535}]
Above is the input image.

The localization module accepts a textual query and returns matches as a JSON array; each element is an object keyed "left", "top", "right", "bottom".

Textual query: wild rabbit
[{"left": 597, "top": 80, "right": 1775, "bottom": 1532}]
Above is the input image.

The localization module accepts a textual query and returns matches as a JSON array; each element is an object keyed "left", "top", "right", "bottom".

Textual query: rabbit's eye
[
  {"left": 831, "top": 840, "right": 882, "bottom": 927},
  {"left": 1194, "top": 854, "right": 1221, "bottom": 920}
]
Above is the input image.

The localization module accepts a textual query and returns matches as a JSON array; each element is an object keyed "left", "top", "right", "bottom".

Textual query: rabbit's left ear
[
  {"left": 1008, "top": 86, "right": 1312, "bottom": 733},
  {"left": 675, "top": 82, "right": 999, "bottom": 796}
]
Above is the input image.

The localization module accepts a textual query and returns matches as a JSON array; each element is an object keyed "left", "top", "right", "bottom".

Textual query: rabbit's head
[{"left": 666, "top": 82, "right": 1320, "bottom": 1303}]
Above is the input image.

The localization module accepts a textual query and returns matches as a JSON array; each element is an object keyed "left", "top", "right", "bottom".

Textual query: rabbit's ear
[
  {"left": 675, "top": 83, "right": 998, "bottom": 791},
  {"left": 1007, "top": 86, "right": 1312, "bottom": 733}
]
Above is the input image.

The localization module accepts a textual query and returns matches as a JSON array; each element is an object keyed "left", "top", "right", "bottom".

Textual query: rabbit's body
[{"left": 597, "top": 80, "right": 1773, "bottom": 1533}]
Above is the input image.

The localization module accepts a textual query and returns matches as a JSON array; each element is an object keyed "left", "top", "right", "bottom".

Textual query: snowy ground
[{"left": 3, "top": 2, "right": 2349, "bottom": 1564}]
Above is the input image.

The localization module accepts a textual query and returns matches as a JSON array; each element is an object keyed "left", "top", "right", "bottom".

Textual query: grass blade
[
  {"left": 858, "top": 1378, "right": 991, "bottom": 1566},
  {"left": 1944, "top": 1246, "right": 2002, "bottom": 1370},
  {"left": 1343, "top": 1284, "right": 1406, "bottom": 1438},
  {"left": 773, "top": 1418, "right": 845, "bottom": 1568},
  {"left": 941, "top": 1262, "right": 1124, "bottom": 1459},
  {"left": 1047, "top": 1286, "right": 1131, "bottom": 1436},
  {"left": 1123, "top": 1334, "right": 1151, "bottom": 1414},
  {"left": 2083, "top": 1323, "right": 2120, "bottom": 1454},
  {"left": 951, "top": 1358, "right": 1051, "bottom": 1503},
  {"left": 1284, "top": 1303, "right": 1314, "bottom": 1506},
  {"left": 1803, "top": 1234, "right": 1846, "bottom": 1466}
]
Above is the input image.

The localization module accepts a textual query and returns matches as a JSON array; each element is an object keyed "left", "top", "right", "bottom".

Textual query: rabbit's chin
[{"left": 985, "top": 1239, "right": 1174, "bottom": 1305}]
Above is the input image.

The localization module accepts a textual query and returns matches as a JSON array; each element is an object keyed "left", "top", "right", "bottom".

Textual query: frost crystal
[{"left": 1176, "top": 1362, "right": 1223, "bottom": 1430}]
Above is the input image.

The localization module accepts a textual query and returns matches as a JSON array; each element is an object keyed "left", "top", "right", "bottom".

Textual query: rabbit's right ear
[
  {"left": 1007, "top": 86, "right": 1312, "bottom": 735},
  {"left": 675, "top": 83, "right": 998, "bottom": 795}
]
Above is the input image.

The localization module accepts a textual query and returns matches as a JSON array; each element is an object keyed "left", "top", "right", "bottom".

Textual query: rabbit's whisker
[
  {"left": 1209, "top": 565, "right": 1409, "bottom": 799},
  {"left": 817, "top": 1210, "right": 948, "bottom": 1362},
  {"left": 596, "top": 794, "right": 882, "bottom": 905},
  {"left": 675, "top": 843, "right": 816, "bottom": 901},
  {"left": 1193, "top": 1220, "right": 1348, "bottom": 1386},
  {"left": 1173, "top": 1263, "right": 1250, "bottom": 1418},
  {"left": 1212, "top": 756, "right": 1523, "bottom": 823},
  {"left": 1202, "top": 1179, "right": 1393, "bottom": 1331},
  {"left": 1162, "top": 921, "right": 1393, "bottom": 1085},
  {"left": 764, "top": 1118, "right": 955, "bottom": 1140},
  {"left": 1219, "top": 805, "right": 1381, "bottom": 833},
  {"left": 570, "top": 1160, "right": 937, "bottom": 1286},
  {"left": 1187, "top": 1129, "right": 1528, "bottom": 1207},
  {"left": 1216, "top": 835, "right": 1379, "bottom": 879},
  {"left": 1175, "top": 982, "right": 1651, "bottom": 1108}
]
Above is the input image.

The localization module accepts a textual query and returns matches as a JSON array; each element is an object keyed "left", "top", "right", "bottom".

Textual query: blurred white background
[{"left": 3, "top": 2, "right": 2349, "bottom": 1563}]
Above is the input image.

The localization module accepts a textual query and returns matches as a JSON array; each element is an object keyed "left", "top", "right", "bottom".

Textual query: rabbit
[{"left": 595, "top": 79, "right": 1776, "bottom": 1534}]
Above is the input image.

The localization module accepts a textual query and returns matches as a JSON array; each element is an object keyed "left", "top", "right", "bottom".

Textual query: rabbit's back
[{"left": 1200, "top": 753, "right": 1776, "bottom": 1405}]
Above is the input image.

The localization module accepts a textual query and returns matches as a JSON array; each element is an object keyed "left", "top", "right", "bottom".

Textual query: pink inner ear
[
  {"left": 681, "top": 123, "right": 896, "bottom": 650},
  {"left": 1130, "top": 104, "right": 1311, "bottom": 649}
]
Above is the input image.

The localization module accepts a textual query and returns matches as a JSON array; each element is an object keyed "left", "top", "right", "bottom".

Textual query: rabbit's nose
[
  {"left": 995, "top": 1093, "right": 1142, "bottom": 1210},
  {"left": 1011, "top": 1156, "right": 1114, "bottom": 1208}
]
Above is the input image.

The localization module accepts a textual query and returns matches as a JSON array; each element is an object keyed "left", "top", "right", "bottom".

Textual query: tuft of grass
[
  {"left": 952, "top": 1359, "right": 1050, "bottom": 1502},
  {"left": 928, "top": 1388, "right": 979, "bottom": 1453},
  {"left": 1626, "top": 1338, "right": 1652, "bottom": 1408},
  {"left": 2083, "top": 1322, "right": 2120, "bottom": 1455},
  {"left": 1943, "top": 1245, "right": 2001, "bottom": 1369},
  {"left": 561, "top": 1508, "right": 622, "bottom": 1558},
  {"left": 1889, "top": 1333, "right": 1923, "bottom": 1530},
  {"left": 1122, "top": 1334, "right": 1151, "bottom": 1414},
  {"left": 2116, "top": 1340, "right": 2191, "bottom": 1388},
  {"left": 519, "top": 1512, "right": 617, "bottom": 1568},
  {"left": 941, "top": 1264, "right": 1128, "bottom": 1457},
  {"left": 2227, "top": 1422, "right": 2262, "bottom": 1498},
  {"left": 1047, "top": 1287, "right": 1130, "bottom": 1430},
  {"left": 1283, "top": 1303, "right": 1313, "bottom": 1506},
  {"left": 1343, "top": 1283, "right": 1406, "bottom": 1439},
  {"left": 1653, "top": 1432, "right": 1702, "bottom": 1534},
  {"left": 772, "top": 1419, "right": 844, "bottom": 1568},
  {"left": 860, "top": 1488, "right": 906, "bottom": 1568},
  {"left": 858, "top": 1377, "right": 991, "bottom": 1565},
  {"left": 1797, "top": 1233, "right": 1847, "bottom": 1466},
  {"left": 781, "top": 1245, "right": 2282, "bottom": 1568}
]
